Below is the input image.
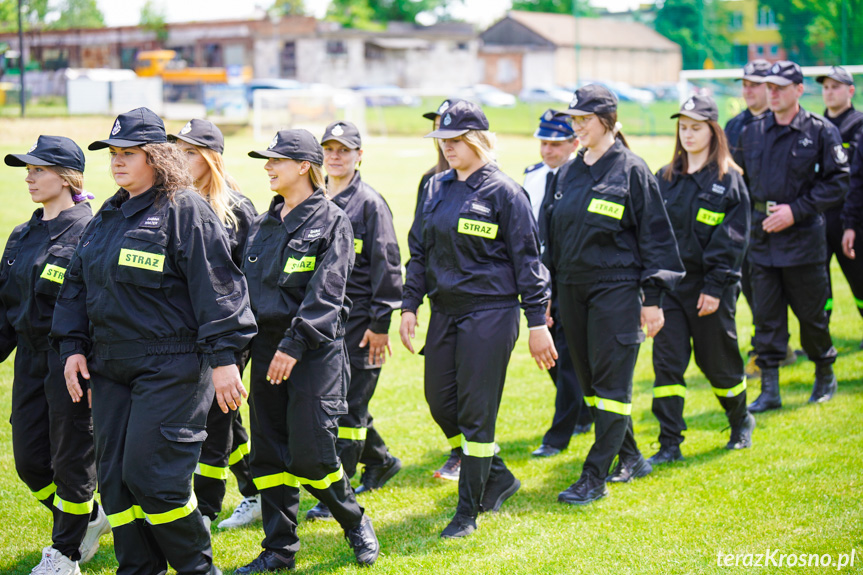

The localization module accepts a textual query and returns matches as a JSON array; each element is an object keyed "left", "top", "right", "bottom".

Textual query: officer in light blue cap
[{"left": 522, "top": 110, "right": 593, "bottom": 459}]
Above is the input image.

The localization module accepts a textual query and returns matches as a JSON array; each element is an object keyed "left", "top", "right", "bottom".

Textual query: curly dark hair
[{"left": 142, "top": 143, "right": 194, "bottom": 202}]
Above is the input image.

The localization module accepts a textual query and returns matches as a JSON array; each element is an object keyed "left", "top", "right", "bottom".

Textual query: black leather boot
[
  {"left": 809, "top": 364, "right": 838, "bottom": 403},
  {"left": 748, "top": 368, "right": 781, "bottom": 413}
]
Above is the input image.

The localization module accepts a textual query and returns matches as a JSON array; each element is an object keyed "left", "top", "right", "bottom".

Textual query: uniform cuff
[
  {"left": 368, "top": 318, "right": 391, "bottom": 334},
  {"left": 642, "top": 288, "right": 664, "bottom": 307},
  {"left": 277, "top": 338, "right": 305, "bottom": 363},
  {"left": 701, "top": 281, "right": 724, "bottom": 299},
  {"left": 525, "top": 307, "right": 547, "bottom": 328},
  {"left": 59, "top": 340, "right": 87, "bottom": 363},
  {"left": 401, "top": 304, "right": 420, "bottom": 316},
  {"left": 208, "top": 351, "right": 238, "bottom": 368}
]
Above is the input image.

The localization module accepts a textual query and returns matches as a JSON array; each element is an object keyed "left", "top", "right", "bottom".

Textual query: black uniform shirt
[
  {"left": 824, "top": 105, "right": 863, "bottom": 151},
  {"left": 403, "top": 163, "right": 550, "bottom": 327},
  {"left": 544, "top": 140, "right": 684, "bottom": 306},
  {"left": 656, "top": 165, "right": 750, "bottom": 297},
  {"left": 845, "top": 129, "right": 863, "bottom": 231},
  {"left": 243, "top": 190, "right": 354, "bottom": 362},
  {"left": 0, "top": 202, "right": 92, "bottom": 359},
  {"left": 725, "top": 108, "right": 758, "bottom": 158},
  {"left": 225, "top": 190, "right": 259, "bottom": 267},
  {"left": 51, "top": 188, "right": 256, "bottom": 367},
  {"left": 824, "top": 107, "right": 863, "bottom": 231},
  {"left": 735, "top": 107, "right": 849, "bottom": 267},
  {"left": 331, "top": 171, "right": 402, "bottom": 334}
]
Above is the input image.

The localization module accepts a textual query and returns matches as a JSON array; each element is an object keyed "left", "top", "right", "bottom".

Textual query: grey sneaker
[
  {"left": 217, "top": 495, "right": 262, "bottom": 529},
  {"left": 30, "top": 547, "right": 81, "bottom": 575}
]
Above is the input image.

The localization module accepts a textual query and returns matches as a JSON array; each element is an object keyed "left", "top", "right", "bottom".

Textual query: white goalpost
[{"left": 252, "top": 88, "right": 367, "bottom": 143}]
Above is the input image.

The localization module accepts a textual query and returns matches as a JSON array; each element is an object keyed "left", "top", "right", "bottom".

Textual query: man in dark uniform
[
  {"left": 734, "top": 61, "right": 849, "bottom": 412},
  {"left": 523, "top": 110, "right": 593, "bottom": 458},
  {"left": 817, "top": 66, "right": 863, "bottom": 346}
]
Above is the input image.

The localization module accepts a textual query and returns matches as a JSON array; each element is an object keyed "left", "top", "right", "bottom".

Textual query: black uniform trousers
[
  {"left": 11, "top": 345, "right": 97, "bottom": 561},
  {"left": 229, "top": 413, "right": 257, "bottom": 498},
  {"left": 336, "top": 367, "right": 386, "bottom": 480},
  {"left": 91, "top": 349, "right": 214, "bottom": 575},
  {"left": 195, "top": 406, "right": 255, "bottom": 519},
  {"left": 751, "top": 262, "right": 837, "bottom": 369},
  {"left": 652, "top": 280, "right": 748, "bottom": 448},
  {"left": 248, "top": 335, "right": 363, "bottom": 555},
  {"left": 357, "top": 419, "right": 389, "bottom": 469},
  {"left": 541, "top": 301, "right": 593, "bottom": 450},
  {"left": 825, "top": 208, "right": 863, "bottom": 321},
  {"left": 423, "top": 306, "right": 519, "bottom": 517},
  {"left": 557, "top": 281, "right": 643, "bottom": 480}
]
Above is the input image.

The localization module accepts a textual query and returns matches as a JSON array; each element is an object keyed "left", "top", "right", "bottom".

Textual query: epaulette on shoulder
[{"left": 524, "top": 161, "right": 544, "bottom": 174}]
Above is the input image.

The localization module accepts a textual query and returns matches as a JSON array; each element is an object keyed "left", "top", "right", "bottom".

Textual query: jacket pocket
[
  {"left": 161, "top": 423, "right": 208, "bottom": 443},
  {"left": 279, "top": 241, "right": 317, "bottom": 289},
  {"left": 115, "top": 229, "right": 169, "bottom": 289},
  {"left": 34, "top": 244, "right": 77, "bottom": 297}
]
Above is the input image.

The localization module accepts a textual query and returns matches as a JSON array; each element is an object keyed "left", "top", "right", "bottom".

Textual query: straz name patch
[
  {"left": 304, "top": 227, "right": 323, "bottom": 240},
  {"left": 587, "top": 198, "right": 625, "bottom": 220},
  {"left": 40, "top": 263, "right": 67, "bottom": 284},
  {"left": 457, "top": 218, "right": 498, "bottom": 239},
  {"left": 696, "top": 208, "right": 725, "bottom": 226},
  {"left": 119, "top": 249, "right": 165, "bottom": 272},
  {"left": 284, "top": 256, "right": 316, "bottom": 273},
  {"left": 140, "top": 216, "right": 162, "bottom": 228},
  {"left": 354, "top": 239, "right": 364, "bottom": 254}
]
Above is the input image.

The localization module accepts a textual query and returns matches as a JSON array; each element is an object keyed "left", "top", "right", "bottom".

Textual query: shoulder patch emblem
[
  {"left": 524, "top": 162, "right": 543, "bottom": 174},
  {"left": 834, "top": 144, "right": 849, "bottom": 164}
]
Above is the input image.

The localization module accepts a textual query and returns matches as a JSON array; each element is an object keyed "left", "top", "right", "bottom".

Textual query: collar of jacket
[
  {"left": 765, "top": 106, "right": 808, "bottom": 132},
  {"left": 267, "top": 188, "right": 328, "bottom": 234},
  {"left": 580, "top": 138, "right": 626, "bottom": 183},
  {"left": 330, "top": 170, "right": 362, "bottom": 210},
  {"left": 439, "top": 162, "right": 498, "bottom": 190},
  {"left": 670, "top": 162, "right": 719, "bottom": 190},
  {"left": 27, "top": 201, "right": 92, "bottom": 240},
  {"left": 106, "top": 186, "right": 158, "bottom": 218}
]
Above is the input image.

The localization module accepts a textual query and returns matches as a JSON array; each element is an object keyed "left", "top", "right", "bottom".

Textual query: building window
[
  {"left": 769, "top": 45, "right": 779, "bottom": 56},
  {"left": 756, "top": 45, "right": 764, "bottom": 55},
  {"left": 732, "top": 44, "right": 748, "bottom": 66},
  {"left": 756, "top": 5, "right": 777, "bottom": 29},
  {"left": 364, "top": 42, "right": 384, "bottom": 61},
  {"left": 728, "top": 11, "right": 743, "bottom": 31},
  {"left": 456, "top": 42, "right": 469, "bottom": 51},
  {"left": 326, "top": 41, "right": 347, "bottom": 56},
  {"left": 120, "top": 47, "right": 138, "bottom": 69},
  {"left": 203, "top": 44, "right": 223, "bottom": 67},
  {"left": 281, "top": 42, "right": 297, "bottom": 78}
]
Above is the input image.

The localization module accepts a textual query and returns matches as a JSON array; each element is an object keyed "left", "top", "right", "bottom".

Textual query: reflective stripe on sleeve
[
  {"left": 253, "top": 467, "right": 345, "bottom": 491},
  {"left": 713, "top": 380, "right": 746, "bottom": 398},
  {"left": 32, "top": 482, "right": 57, "bottom": 502},
  {"left": 195, "top": 462, "right": 231, "bottom": 480},
  {"left": 595, "top": 396, "right": 632, "bottom": 415},
  {"left": 228, "top": 441, "right": 250, "bottom": 466},
  {"left": 338, "top": 427, "right": 368, "bottom": 441},
  {"left": 653, "top": 384, "right": 686, "bottom": 398},
  {"left": 53, "top": 494, "right": 94, "bottom": 515}
]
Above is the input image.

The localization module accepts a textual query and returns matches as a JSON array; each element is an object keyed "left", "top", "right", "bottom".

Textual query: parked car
[
  {"left": 349, "top": 84, "right": 421, "bottom": 107},
  {"left": 644, "top": 81, "right": 712, "bottom": 102},
  {"left": 457, "top": 84, "right": 517, "bottom": 108},
  {"left": 571, "top": 80, "right": 655, "bottom": 105},
  {"left": 519, "top": 85, "right": 573, "bottom": 104}
]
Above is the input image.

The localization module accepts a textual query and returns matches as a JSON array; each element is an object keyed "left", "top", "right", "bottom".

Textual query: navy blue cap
[
  {"left": 5, "top": 135, "right": 85, "bottom": 172},
  {"left": 89, "top": 107, "right": 167, "bottom": 150},
  {"left": 534, "top": 109, "right": 575, "bottom": 141},
  {"left": 764, "top": 61, "right": 804, "bottom": 86},
  {"left": 737, "top": 59, "right": 772, "bottom": 82},
  {"left": 671, "top": 94, "right": 719, "bottom": 122},
  {"left": 169, "top": 119, "right": 225, "bottom": 154},
  {"left": 424, "top": 99, "right": 489, "bottom": 139},
  {"left": 422, "top": 98, "right": 459, "bottom": 121},
  {"left": 816, "top": 65, "right": 854, "bottom": 86},
  {"left": 321, "top": 121, "right": 362, "bottom": 149},
  {"left": 249, "top": 129, "right": 324, "bottom": 165},
  {"left": 562, "top": 84, "right": 618, "bottom": 116}
]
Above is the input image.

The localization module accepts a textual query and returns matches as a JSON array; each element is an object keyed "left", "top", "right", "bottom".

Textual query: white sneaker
[
  {"left": 217, "top": 495, "right": 262, "bottom": 528},
  {"left": 78, "top": 505, "right": 111, "bottom": 564},
  {"left": 202, "top": 515, "right": 212, "bottom": 531},
  {"left": 30, "top": 547, "right": 81, "bottom": 575}
]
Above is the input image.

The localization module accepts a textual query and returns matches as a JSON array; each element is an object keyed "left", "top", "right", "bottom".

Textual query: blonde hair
[
  {"left": 308, "top": 162, "right": 327, "bottom": 198},
  {"left": 48, "top": 166, "right": 86, "bottom": 201},
  {"left": 441, "top": 130, "right": 497, "bottom": 165},
  {"left": 196, "top": 146, "right": 240, "bottom": 229}
]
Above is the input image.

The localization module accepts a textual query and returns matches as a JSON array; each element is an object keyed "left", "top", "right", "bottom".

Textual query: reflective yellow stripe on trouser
[
  {"left": 253, "top": 466, "right": 345, "bottom": 491},
  {"left": 32, "top": 482, "right": 57, "bottom": 502},
  {"left": 53, "top": 494, "right": 95, "bottom": 515},
  {"left": 713, "top": 380, "right": 746, "bottom": 398},
  {"left": 338, "top": 427, "right": 368, "bottom": 441},
  {"left": 460, "top": 434, "right": 495, "bottom": 457},
  {"left": 653, "top": 385, "right": 686, "bottom": 398},
  {"left": 107, "top": 493, "right": 198, "bottom": 528},
  {"left": 195, "top": 462, "right": 230, "bottom": 480},
  {"left": 228, "top": 441, "right": 250, "bottom": 466},
  {"left": 446, "top": 435, "right": 462, "bottom": 449},
  {"left": 591, "top": 396, "right": 632, "bottom": 415}
]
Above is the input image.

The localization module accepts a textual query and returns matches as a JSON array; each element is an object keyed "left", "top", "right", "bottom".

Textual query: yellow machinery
[{"left": 135, "top": 50, "right": 251, "bottom": 85}]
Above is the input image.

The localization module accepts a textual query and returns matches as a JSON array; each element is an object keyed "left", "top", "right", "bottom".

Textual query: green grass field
[{"left": 0, "top": 117, "right": 861, "bottom": 574}]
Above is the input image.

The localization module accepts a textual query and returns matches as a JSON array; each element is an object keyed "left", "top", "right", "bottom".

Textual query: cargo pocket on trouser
[{"left": 314, "top": 395, "right": 348, "bottom": 468}]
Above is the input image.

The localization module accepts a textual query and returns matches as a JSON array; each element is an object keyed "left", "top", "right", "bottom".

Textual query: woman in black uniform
[
  {"left": 400, "top": 100, "right": 556, "bottom": 538},
  {"left": 238, "top": 129, "right": 379, "bottom": 573},
  {"left": 1, "top": 136, "right": 107, "bottom": 575},
  {"left": 169, "top": 119, "right": 262, "bottom": 529},
  {"left": 52, "top": 107, "right": 256, "bottom": 575},
  {"left": 545, "top": 85, "right": 684, "bottom": 506},
  {"left": 304, "top": 121, "right": 403, "bottom": 521},
  {"left": 649, "top": 95, "right": 754, "bottom": 463}
]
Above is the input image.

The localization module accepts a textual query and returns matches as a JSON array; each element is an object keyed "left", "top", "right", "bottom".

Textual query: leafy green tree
[
  {"left": 654, "top": 0, "right": 732, "bottom": 69},
  {"left": 325, "top": 0, "right": 455, "bottom": 29},
  {"left": 760, "top": 0, "right": 861, "bottom": 65},
  {"left": 51, "top": 0, "right": 104, "bottom": 29},
  {"left": 273, "top": 0, "right": 306, "bottom": 16},
  {"left": 509, "top": 0, "right": 595, "bottom": 16},
  {"left": 140, "top": 0, "right": 169, "bottom": 45}
]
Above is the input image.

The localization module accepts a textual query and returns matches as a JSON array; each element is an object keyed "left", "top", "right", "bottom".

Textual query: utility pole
[
  {"left": 17, "top": 0, "right": 25, "bottom": 117},
  {"left": 573, "top": 0, "right": 581, "bottom": 86}
]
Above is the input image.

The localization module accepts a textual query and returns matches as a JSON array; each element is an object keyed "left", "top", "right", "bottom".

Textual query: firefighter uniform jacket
[
  {"left": 403, "top": 163, "right": 550, "bottom": 327},
  {"left": 725, "top": 109, "right": 760, "bottom": 158},
  {"left": 655, "top": 166, "right": 750, "bottom": 297},
  {"left": 735, "top": 107, "right": 849, "bottom": 267},
  {"left": 543, "top": 141, "right": 684, "bottom": 305},
  {"left": 243, "top": 190, "right": 355, "bottom": 361},
  {"left": 331, "top": 172, "right": 402, "bottom": 368},
  {"left": 51, "top": 188, "right": 256, "bottom": 367},
  {"left": 226, "top": 190, "right": 259, "bottom": 266},
  {"left": 845, "top": 129, "right": 863, "bottom": 231},
  {"left": 1, "top": 202, "right": 92, "bottom": 359}
]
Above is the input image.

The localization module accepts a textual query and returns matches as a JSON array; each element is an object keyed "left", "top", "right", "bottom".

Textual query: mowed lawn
[{"left": 0, "top": 117, "right": 861, "bottom": 574}]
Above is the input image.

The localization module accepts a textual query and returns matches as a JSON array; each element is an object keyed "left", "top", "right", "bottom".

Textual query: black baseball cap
[
  {"left": 422, "top": 98, "right": 458, "bottom": 121},
  {"left": 534, "top": 109, "right": 575, "bottom": 141},
  {"left": 816, "top": 65, "right": 854, "bottom": 86},
  {"left": 737, "top": 59, "right": 771, "bottom": 82},
  {"left": 562, "top": 84, "right": 618, "bottom": 116},
  {"left": 89, "top": 107, "right": 167, "bottom": 150},
  {"left": 321, "top": 121, "right": 362, "bottom": 149},
  {"left": 424, "top": 99, "right": 489, "bottom": 139},
  {"left": 168, "top": 119, "right": 225, "bottom": 154},
  {"left": 249, "top": 129, "right": 324, "bottom": 165},
  {"left": 764, "top": 61, "right": 804, "bottom": 86},
  {"left": 5, "top": 135, "right": 86, "bottom": 172},
  {"left": 671, "top": 94, "right": 719, "bottom": 122}
]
